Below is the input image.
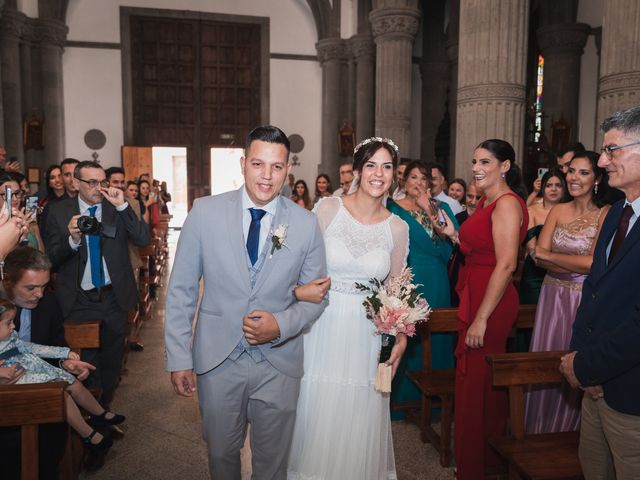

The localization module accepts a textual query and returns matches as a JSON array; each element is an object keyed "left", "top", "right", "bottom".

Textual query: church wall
[
  {"left": 62, "top": 0, "right": 322, "bottom": 188},
  {"left": 577, "top": 0, "right": 603, "bottom": 150}
]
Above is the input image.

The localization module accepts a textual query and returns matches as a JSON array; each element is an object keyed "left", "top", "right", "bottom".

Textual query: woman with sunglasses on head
[
  {"left": 524, "top": 151, "right": 609, "bottom": 434},
  {"left": 433, "top": 139, "right": 528, "bottom": 479},
  {"left": 386, "top": 160, "right": 459, "bottom": 418}
]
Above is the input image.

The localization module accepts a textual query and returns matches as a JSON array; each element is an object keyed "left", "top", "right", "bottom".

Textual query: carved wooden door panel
[
  {"left": 128, "top": 14, "right": 262, "bottom": 206},
  {"left": 121, "top": 146, "right": 152, "bottom": 182}
]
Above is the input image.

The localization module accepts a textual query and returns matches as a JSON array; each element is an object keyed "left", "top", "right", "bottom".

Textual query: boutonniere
[{"left": 270, "top": 224, "right": 288, "bottom": 258}]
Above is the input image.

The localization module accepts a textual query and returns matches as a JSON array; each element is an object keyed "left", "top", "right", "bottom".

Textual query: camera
[{"left": 77, "top": 215, "right": 101, "bottom": 235}]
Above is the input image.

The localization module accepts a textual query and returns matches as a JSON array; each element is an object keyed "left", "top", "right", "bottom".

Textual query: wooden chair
[
  {"left": 486, "top": 351, "right": 583, "bottom": 480},
  {"left": 406, "top": 307, "right": 458, "bottom": 467},
  {"left": 0, "top": 382, "right": 67, "bottom": 480}
]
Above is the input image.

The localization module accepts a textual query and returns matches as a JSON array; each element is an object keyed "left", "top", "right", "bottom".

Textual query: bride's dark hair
[{"left": 353, "top": 140, "right": 399, "bottom": 174}]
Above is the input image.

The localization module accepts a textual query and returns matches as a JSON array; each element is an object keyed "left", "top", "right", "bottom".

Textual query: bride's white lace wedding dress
[{"left": 287, "top": 196, "right": 409, "bottom": 480}]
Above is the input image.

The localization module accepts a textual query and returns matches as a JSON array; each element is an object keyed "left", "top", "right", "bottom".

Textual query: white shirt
[
  {"left": 435, "top": 191, "right": 463, "bottom": 215},
  {"left": 242, "top": 187, "right": 278, "bottom": 260},
  {"left": 69, "top": 197, "right": 128, "bottom": 290},
  {"left": 606, "top": 197, "right": 640, "bottom": 262}
]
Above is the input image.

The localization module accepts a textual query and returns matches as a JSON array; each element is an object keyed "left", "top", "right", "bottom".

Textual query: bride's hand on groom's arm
[
  {"left": 243, "top": 310, "right": 281, "bottom": 345},
  {"left": 293, "top": 277, "right": 331, "bottom": 304},
  {"left": 387, "top": 334, "right": 408, "bottom": 378},
  {"left": 170, "top": 370, "right": 197, "bottom": 397}
]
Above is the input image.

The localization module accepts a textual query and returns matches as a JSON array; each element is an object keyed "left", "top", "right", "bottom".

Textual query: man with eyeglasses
[
  {"left": 43, "top": 161, "right": 150, "bottom": 409},
  {"left": 560, "top": 106, "right": 640, "bottom": 478}
]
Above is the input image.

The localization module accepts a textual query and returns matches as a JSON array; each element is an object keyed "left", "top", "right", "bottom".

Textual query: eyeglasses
[
  {"left": 77, "top": 178, "right": 109, "bottom": 189},
  {"left": 0, "top": 190, "right": 25, "bottom": 199},
  {"left": 466, "top": 194, "right": 482, "bottom": 200},
  {"left": 600, "top": 140, "right": 640, "bottom": 159}
]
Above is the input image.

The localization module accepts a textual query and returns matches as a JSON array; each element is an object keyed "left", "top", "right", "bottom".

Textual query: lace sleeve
[
  {"left": 388, "top": 215, "right": 409, "bottom": 279},
  {"left": 312, "top": 196, "right": 341, "bottom": 233}
]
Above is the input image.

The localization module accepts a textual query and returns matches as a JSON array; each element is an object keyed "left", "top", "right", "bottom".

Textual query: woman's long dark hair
[
  {"left": 536, "top": 167, "right": 571, "bottom": 203},
  {"left": 476, "top": 139, "right": 527, "bottom": 200},
  {"left": 292, "top": 180, "right": 312, "bottom": 209},
  {"left": 44, "top": 164, "right": 63, "bottom": 201},
  {"left": 314, "top": 174, "right": 333, "bottom": 198},
  {"left": 568, "top": 150, "right": 609, "bottom": 208}
]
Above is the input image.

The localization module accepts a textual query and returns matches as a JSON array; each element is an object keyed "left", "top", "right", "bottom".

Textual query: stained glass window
[{"left": 535, "top": 54, "right": 544, "bottom": 142}]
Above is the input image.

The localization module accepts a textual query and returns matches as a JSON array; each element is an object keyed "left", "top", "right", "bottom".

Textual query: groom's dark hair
[{"left": 245, "top": 125, "right": 290, "bottom": 156}]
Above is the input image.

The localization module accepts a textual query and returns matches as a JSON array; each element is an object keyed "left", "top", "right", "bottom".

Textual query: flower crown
[{"left": 353, "top": 137, "right": 399, "bottom": 155}]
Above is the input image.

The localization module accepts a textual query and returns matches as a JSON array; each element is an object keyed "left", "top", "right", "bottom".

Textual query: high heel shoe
[
  {"left": 90, "top": 410, "right": 126, "bottom": 427},
  {"left": 82, "top": 430, "right": 113, "bottom": 451}
]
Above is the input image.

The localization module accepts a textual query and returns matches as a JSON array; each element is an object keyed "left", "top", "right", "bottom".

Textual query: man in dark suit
[
  {"left": 561, "top": 106, "right": 640, "bottom": 478},
  {"left": 0, "top": 246, "right": 94, "bottom": 480},
  {"left": 44, "top": 161, "right": 150, "bottom": 408}
]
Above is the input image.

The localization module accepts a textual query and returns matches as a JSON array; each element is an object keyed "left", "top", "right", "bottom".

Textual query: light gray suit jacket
[{"left": 164, "top": 188, "right": 327, "bottom": 378}]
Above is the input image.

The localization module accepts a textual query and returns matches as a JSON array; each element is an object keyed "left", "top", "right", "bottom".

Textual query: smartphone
[
  {"left": 25, "top": 195, "right": 38, "bottom": 214},
  {"left": 537, "top": 167, "right": 549, "bottom": 179},
  {"left": 428, "top": 198, "right": 447, "bottom": 227},
  {"left": 5, "top": 186, "right": 12, "bottom": 219}
]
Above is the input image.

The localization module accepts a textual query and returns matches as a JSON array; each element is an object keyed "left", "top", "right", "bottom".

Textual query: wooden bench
[
  {"left": 406, "top": 304, "right": 538, "bottom": 468},
  {"left": 486, "top": 351, "right": 583, "bottom": 480},
  {"left": 0, "top": 382, "right": 67, "bottom": 480}
]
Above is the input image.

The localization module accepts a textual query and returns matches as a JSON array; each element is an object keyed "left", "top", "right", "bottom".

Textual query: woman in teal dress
[{"left": 387, "top": 161, "right": 459, "bottom": 419}]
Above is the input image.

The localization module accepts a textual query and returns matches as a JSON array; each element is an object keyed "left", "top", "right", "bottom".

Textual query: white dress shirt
[
  {"left": 69, "top": 197, "right": 128, "bottom": 290},
  {"left": 435, "top": 191, "right": 463, "bottom": 215},
  {"left": 242, "top": 187, "right": 278, "bottom": 260}
]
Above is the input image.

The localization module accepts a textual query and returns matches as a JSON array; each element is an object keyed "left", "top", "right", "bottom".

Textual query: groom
[{"left": 165, "top": 125, "right": 328, "bottom": 479}]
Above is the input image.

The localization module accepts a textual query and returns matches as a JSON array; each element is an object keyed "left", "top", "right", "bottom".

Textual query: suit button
[
  {"left": 587, "top": 328, "right": 593, "bottom": 334},
  {"left": 591, "top": 292, "right": 597, "bottom": 299}
]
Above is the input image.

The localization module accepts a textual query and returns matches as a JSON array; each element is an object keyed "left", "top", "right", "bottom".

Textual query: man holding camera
[{"left": 44, "top": 160, "right": 150, "bottom": 408}]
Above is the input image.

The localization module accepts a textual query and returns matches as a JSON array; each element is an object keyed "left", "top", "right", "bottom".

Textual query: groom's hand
[
  {"left": 243, "top": 310, "right": 281, "bottom": 345},
  {"left": 171, "top": 369, "right": 197, "bottom": 397}
]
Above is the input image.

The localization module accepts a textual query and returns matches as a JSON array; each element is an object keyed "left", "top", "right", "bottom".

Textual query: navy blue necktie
[
  {"left": 88, "top": 205, "right": 103, "bottom": 288},
  {"left": 247, "top": 208, "right": 267, "bottom": 266}
]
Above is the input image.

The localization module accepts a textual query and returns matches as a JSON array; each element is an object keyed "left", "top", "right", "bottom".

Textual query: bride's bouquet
[{"left": 356, "top": 267, "right": 431, "bottom": 393}]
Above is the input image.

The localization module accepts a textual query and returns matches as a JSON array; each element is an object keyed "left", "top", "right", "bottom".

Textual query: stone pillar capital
[
  {"left": 316, "top": 38, "right": 347, "bottom": 64},
  {"left": 537, "top": 23, "right": 590, "bottom": 56},
  {"left": 0, "top": 8, "right": 27, "bottom": 41},
  {"left": 36, "top": 18, "right": 69, "bottom": 48},
  {"left": 349, "top": 34, "right": 375, "bottom": 61},
  {"left": 370, "top": 7, "right": 421, "bottom": 42}
]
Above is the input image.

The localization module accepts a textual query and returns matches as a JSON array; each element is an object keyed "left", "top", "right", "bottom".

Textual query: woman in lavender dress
[{"left": 524, "top": 151, "right": 609, "bottom": 434}]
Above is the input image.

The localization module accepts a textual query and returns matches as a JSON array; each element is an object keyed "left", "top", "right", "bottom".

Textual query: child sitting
[{"left": 0, "top": 298, "right": 125, "bottom": 450}]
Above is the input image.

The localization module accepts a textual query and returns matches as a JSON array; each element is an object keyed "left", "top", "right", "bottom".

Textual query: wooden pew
[
  {"left": 486, "top": 351, "right": 583, "bottom": 480},
  {"left": 0, "top": 382, "right": 67, "bottom": 480},
  {"left": 406, "top": 304, "right": 538, "bottom": 468},
  {"left": 406, "top": 307, "right": 458, "bottom": 467}
]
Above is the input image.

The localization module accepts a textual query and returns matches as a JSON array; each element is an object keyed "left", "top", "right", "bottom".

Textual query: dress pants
[
  {"left": 579, "top": 396, "right": 640, "bottom": 479},
  {"left": 65, "top": 289, "right": 127, "bottom": 408},
  {"left": 197, "top": 351, "right": 300, "bottom": 480}
]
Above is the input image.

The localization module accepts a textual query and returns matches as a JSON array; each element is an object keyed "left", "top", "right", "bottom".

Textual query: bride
[{"left": 287, "top": 137, "right": 409, "bottom": 479}]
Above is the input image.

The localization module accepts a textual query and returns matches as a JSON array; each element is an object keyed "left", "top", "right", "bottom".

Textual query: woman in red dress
[{"left": 437, "top": 139, "right": 528, "bottom": 479}]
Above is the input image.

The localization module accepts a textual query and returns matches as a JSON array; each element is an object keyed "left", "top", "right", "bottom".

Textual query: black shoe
[
  {"left": 82, "top": 430, "right": 113, "bottom": 451},
  {"left": 90, "top": 410, "right": 126, "bottom": 427},
  {"left": 129, "top": 342, "right": 144, "bottom": 352}
]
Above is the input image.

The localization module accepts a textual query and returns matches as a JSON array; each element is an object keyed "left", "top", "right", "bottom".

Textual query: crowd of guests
[
  {"left": 0, "top": 154, "right": 174, "bottom": 477},
  {"left": 2, "top": 105, "right": 640, "bottom": 479}
]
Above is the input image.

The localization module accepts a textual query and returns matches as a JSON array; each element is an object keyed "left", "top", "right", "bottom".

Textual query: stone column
[
  {"left": 37, "top": 18, "right": 68, "bottom": 168},
  {"left": 596, "top": 0, "right": 640, "bottom": 145},
  {"left": 1, "top": 7, "right": 25, "bottom": 165},
  {"left": 537, "top": 22, "right": 590, "bottom": 140},
  {"left": 370, "top": 1, "right": 421, "bottom": 156},
  {"left": 455, "top": 0, "right": 529, "bottom": 178},
  {"left": 20, "top": 19, "right": 40, "bottom": 172},
  {"left": 350, "top": 33, "right": 375, "bottom": 141},
  {"left": 317, "top": 37, "right": 346, "bottom": 180},
  {"left": 420, "top": 0, "right": 449, "bottom": 162},
  {"left": 446, "top": 0, "right": 460, "bottom": 173}
]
